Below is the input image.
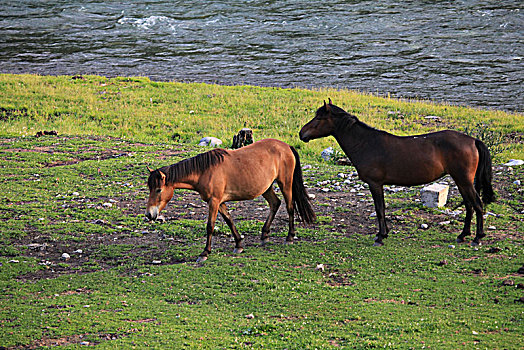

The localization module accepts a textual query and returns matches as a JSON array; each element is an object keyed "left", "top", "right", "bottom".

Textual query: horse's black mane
[
  {"left": 148, "top": 148, "right": 229, "bottom": 188},
  {"left": 317, "top": 103, "right": 378, "bottom": 132}
]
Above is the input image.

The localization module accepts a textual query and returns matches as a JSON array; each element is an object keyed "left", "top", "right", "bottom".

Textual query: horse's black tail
[
  {"left": 290, "top": 146, "right": 316, "bottom": 224},
  {"left": 474, "top": 139, "right": 496, "bottom": 205}
]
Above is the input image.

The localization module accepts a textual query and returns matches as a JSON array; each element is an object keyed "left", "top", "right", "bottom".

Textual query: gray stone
[
  {"left": 198, "top": 137, "right": 222, "bottom": 147},
  {"left": 321, "top": 147, "right": 333, "bottom": 161},
  {"left": 504, "top": 159, "right": 524, "bottom": 166}
]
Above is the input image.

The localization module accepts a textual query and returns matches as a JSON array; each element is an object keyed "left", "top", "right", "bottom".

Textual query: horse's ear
[
  {"left": 146, "top": 166, "right": 153, "bottom": 173},
  {"left": 328, "top": 98, "right": 333, "bottom": 105},
  {"left": 159, "top": 171, "right": 166, "bottom": 180},
  {"left": 324, "top": 99, "right": 331, "bottom": 112}
]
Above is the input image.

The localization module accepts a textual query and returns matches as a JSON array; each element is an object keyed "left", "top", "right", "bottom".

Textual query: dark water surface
[{"left": 1, "top": 1, "right": 522, "bottom": 111}]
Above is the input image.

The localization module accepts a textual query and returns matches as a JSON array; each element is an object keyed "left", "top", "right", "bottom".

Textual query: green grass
[
  {"left": 1, "top": 74, "right": 522, "bottom": 161},
  {"left": 0, "top": 74, "right": 522, "bottom": 349}
]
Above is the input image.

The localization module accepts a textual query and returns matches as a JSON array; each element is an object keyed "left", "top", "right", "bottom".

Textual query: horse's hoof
[
  {"left": 456, "top": 237, "right": 465, "bottom": 243},
  {"left": 233, "top": 247, "right": 244, "bottom": 254},
  {"left": 260, "top": 238, "right": 270, "bottom": 246},
  {"left": 373, "top": 241, "right": 384, "bottom": 247},
  {"left": 196, "top": 256, "right": 208, "bottom": 263}
]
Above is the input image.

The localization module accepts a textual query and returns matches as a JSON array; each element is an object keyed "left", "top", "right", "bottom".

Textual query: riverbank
[{"left": 0, "top": 74, "right": 522, "bottom": 161}]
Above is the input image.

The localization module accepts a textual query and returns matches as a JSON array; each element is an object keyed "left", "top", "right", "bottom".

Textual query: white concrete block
[{"left": 421, "top": 184, "right": 449, "bottom": 208}]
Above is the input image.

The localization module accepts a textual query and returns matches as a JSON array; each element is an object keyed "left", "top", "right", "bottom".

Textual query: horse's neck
[
  {"left": 333, "top": 122, "right": 384, "bottom": 166},
  {"left": 166, "top": 168, "right": 200, "bottom": 191}
]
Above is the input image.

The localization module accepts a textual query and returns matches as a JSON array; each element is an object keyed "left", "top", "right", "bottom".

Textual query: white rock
[
  {"left": 72, "top": 192, "right": 80, "bottom": 196},
  {"left": 421, "top": 184, "right": 449, "bottom": 208},
  {"left": 420, "top": 223, "right": 429, "bottom": 229},
  {"left": 321, "top": 188, "right": 330, "bottom": 192},
  {"left": 245, "top": 313, "right": 255, "bottom": 319},
  {"left": 152, "top": 260, "right": 162, "bottom": 265},
  {"left": 308, "top": 193, "right": 316, "bottom": 200},
  {"left": 448, "top": 245, "right": 455, "bottom": 249},
  {"left": 73, "top": 249, "right": 83, "bottom": 254},
  {"left": 514, "top": 180, "right": 521, "bottom": 186},
  {"left": 198, "top": 137, "right": 222, "bottom": 147},
  {"left": 8, "top": 260, "right": 19, "bottom": 263},
  {"left": 102, "top": 202, "right": 113, "bottom": 208},
  {"left": 61, "top": 253, "right": 71, "bottom": 260},
  {"left": 504, "top": 159, "right": 524, "bottom": 166},
  {"left": 302, "top": 164, "right": 312, "bottom": 170},
  {"left": 488, "top": 226, "right": 496, "bottom": 230},
  {"left": 315, "top": 263, "right": 325, "bottom": 271}
]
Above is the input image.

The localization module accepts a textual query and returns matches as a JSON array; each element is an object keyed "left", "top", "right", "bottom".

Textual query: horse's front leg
[
  {"left": 369, "top": 183, "right": 388, "bottom": 246},
  {"left": 197, "top": 199, "right": 220, "bottom": 263},
  {"left": 218, "top": 203, "right": 244, "bottom": 254}
]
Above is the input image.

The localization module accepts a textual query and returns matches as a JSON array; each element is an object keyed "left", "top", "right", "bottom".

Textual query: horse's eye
[{"left": 156, "top": 189, "right": 162, "bottom": 194}]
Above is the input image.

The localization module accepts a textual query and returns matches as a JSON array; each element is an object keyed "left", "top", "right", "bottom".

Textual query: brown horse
[
  {"left": 299, "top": 100, "right": 495, "bottom": 246},
  {"left": 145, "top": 138, "right": 316, "bottom": 262}
]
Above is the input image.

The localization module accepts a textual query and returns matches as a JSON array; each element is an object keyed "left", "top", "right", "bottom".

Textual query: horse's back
[
  {"left": 370, "top": 130, "right": 479, "bottom": 185},
  {"left": 212, "top": 139, "right": 295, "bottom": 201}
]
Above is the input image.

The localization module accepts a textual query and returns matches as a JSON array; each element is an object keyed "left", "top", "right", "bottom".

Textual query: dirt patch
[{"left": 3, "top": 331, "right": 137, "bottom": 349}]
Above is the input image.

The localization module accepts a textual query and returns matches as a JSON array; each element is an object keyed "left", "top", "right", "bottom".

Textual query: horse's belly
[
  {"left": 223, "top": 179, "right": 275, "bottom": 202},
  {"left": 384, "top": 161, "right": 445, "bottom": 186}
]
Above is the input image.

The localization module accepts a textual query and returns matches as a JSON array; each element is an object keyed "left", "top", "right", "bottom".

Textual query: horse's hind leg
[
  {"left": 277, "top": 182, "right": 295, "bottom": 244},
  {"left": 218, "top": 203, "right": 244, "bottom": 254},
  {"left": 471, "top": 195, "right": 485, "bottom": 246},
  {"left": 456, "top": 182, "right": 485, "bottom": 245},
  {"left": 456, "top": 202, "right": 473, "bottom": 243},
  {"left": 261, "top": 187, "right": 281, "bottom": 245}
]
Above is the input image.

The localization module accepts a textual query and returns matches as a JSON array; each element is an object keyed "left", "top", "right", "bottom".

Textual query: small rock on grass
[{"left": 502, "top": 280, "right": 514, "bottom": 286}]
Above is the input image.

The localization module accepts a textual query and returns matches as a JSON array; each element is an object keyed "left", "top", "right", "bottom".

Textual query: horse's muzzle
[
  {"left": 145, "top": 207, "right": 159, "bottom": 221},
  {"left": 299, "top": 130, "right": 310, "bottom": 143}
]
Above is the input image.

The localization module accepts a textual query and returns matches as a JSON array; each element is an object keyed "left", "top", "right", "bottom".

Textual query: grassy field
[{"left": 0, "top": 74, "right": 523, "bottom": 349}]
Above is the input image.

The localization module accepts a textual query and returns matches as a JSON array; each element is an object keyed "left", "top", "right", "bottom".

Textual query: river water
[{"left": 0, "top": 1, "right": 522, "bottom": 111}]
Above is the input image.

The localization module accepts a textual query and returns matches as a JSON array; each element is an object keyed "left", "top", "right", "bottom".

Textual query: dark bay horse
[
  {"left": 146, "top": 138, "right": 316, "bottom": 262},
  {"left": 299, "top": 100, "right": 495, "bottom": 246}
]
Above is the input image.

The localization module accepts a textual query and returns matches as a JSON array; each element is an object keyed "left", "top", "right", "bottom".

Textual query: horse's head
[
  {"left": 145, "top": 166, "right": 174, "bottom": 221},
  {"left": 299, "top": 99, "right": 337, "bottom": 142},
  {"left": 299, "top": 99, "right": 356, "bottom": 142}
]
